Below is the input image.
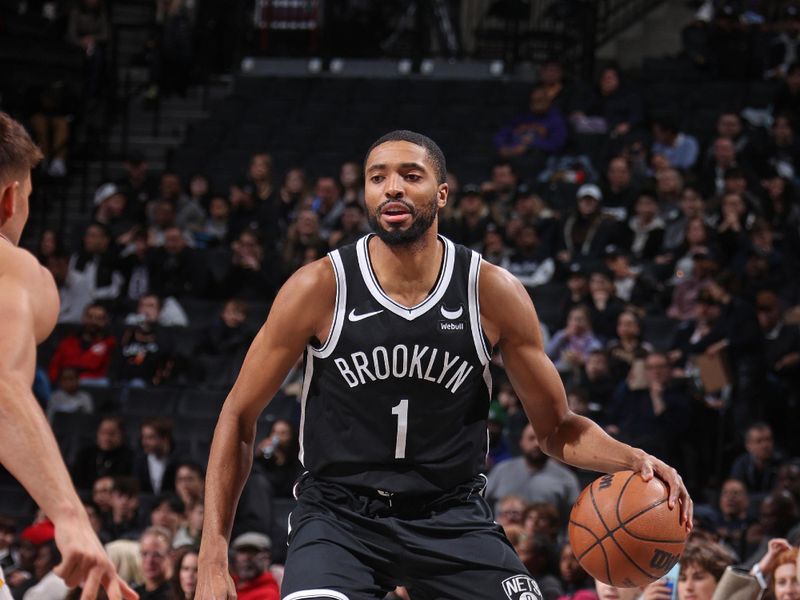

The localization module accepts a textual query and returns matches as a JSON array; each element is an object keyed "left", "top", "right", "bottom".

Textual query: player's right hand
[
  {"left": 195, "top": 568, "right": 237, "bottom": 600},
  {"left": 53, "top": 518, "right": 138, "bottom": 600}
]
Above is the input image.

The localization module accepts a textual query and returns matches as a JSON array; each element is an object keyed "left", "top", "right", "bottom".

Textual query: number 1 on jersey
[{"left": 391, "top": 399, "right": 408, "bottom": 459}]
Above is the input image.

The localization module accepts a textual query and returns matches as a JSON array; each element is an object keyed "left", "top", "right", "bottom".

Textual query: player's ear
[
  {"left": 0, "top": 181, "right": 18, "bottom": 224},
  {"left": 437, "top": 182, "right": 448, "bottom": 209}
]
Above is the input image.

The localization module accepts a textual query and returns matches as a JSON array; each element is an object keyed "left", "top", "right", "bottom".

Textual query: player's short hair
[
  {"left": 679, "top": 539, "right": 734, "bottom": 581},
  {"left": 366, "top": 130, "right": 447, "bottom": 184},
  {"left": 0, "top": 112, "right": 43, "bottom": 180}
]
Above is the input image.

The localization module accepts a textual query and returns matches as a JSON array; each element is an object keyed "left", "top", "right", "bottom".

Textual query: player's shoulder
[
  {"left": 0, "top": 243, "right": 48, "bottom": 290},
  {"left": 479, "top": 259, "right": 530, "bottom": 307},
  {"left": 277, "top": 256, "right": 337, "bottom": 306}
]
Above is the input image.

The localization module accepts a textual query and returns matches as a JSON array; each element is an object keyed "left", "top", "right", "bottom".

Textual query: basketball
[{"left": 568, "top": 470, "right": 688, "bottom": 588}]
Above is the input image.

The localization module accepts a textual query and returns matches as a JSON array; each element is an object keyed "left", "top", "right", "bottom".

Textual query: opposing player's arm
[
  {"left": 480, "top": 263, "right": 692, "bottom": 524},
  {"left": 200, "top": 258, "right": 335, "bottom": 568}
]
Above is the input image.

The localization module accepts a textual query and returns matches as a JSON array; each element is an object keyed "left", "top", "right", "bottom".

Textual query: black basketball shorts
[{"left": 280, "top": 474, "right": 543, "bottom": 600}]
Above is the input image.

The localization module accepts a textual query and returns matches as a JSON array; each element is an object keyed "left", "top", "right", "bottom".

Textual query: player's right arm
[
  {"left": 0, "top": 258, "right": 137, "bottom": 600},
  {"left": 197, "top": 258, "right": 335, "bottom": 600}
]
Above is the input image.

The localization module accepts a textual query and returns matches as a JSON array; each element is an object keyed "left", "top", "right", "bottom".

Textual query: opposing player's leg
[
  {"left": 395, "top": 481, "right": 543, "bottom": 600},
  {"left": 281, "top": 477, "right": 399, "bottom": 600}
]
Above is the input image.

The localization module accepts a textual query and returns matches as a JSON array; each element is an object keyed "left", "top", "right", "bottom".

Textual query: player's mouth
[{"left": 380, "top": 202, "right": 413, "bottom": 224}]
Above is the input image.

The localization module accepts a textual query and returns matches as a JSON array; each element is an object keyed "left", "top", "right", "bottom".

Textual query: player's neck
[
  {"left": 368, "top": 229, "right": 444, "bottom": 304},
  {"left": 0, "top": 229, "right": 17, "bottom": 246}
]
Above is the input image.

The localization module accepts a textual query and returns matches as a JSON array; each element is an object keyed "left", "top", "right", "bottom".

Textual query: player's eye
[
  {"left": 370, "top": 175, "right": 385, "bottom": 184},
  {"left": 404, "top": 173, "right": 421, "bottom": 181}
]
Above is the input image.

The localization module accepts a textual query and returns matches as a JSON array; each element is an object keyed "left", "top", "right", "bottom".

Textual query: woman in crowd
[{"left": 169, "top": 546, "right": 198, "bottom": 600}]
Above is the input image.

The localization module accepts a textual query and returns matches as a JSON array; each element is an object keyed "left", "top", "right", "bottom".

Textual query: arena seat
[{"left": 121, "top": 387, "right": 179, "bottom": 417}]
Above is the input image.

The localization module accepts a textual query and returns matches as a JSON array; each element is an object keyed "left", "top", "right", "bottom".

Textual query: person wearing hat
[
  {"left": 231, "top": 533, "right": 279, "bottom": 600},
  {"left": 92, "top": 183, "right": 137, "bottom": 247},
  {"left": 557, "top": 184, "right": 619, "bottom": 266}
]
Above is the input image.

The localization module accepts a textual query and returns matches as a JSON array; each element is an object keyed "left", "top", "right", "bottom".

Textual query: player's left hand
[{"left": 632, "top": 453, "right": 693, "bottom": 530}]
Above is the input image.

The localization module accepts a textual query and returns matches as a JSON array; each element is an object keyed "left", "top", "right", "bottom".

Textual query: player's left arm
[{"left": 480, "top": 262, "right": 692, "bottom": 526}]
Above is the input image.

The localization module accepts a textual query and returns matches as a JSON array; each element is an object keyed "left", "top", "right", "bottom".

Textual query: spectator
[
  {"left": 606, "top": 311, "right": 654, "bottom": 381},
  {"left": 148, "top": 227, "right": 207, "bottom": 299},
  {"left": 48, "top": 302, "right": 116, "bottom": 384},
  {"left": 661, "top": 185, "right": 708, "bottom": 257},
  {"left": 276, "top": 167, "right": 312, "bottom": 228},
  {"left": 572, "top": 66, "right": 643, "bottom": 138},
  {"left": 654, "top": 167, "right": 684, "bottom": 213},
  {"left": 594, "top": 580, "right": 639, "bottom": 600},
  {"left": 46, "top": 367, "right": 93, "bottom": 422},
  {"left": 546, "top": 306, "right": 603, "bottom": 374},
  {"left": 576, "top": 350, "right": 616, "bottom": 413},
  {"left": 557, "top": 185, "right": 619, "bottom": 265},
  {"left": 253, "top": 420, "right": 302, "bottom": 499},
  {"left": 493, "top": 86, "right": 568, "bottom": 169},
  {"left": 651, "top": 116, "right": 700, "bottom": 171},
  {"left": 115, "top": 321, "right": 176, "bottom": 387},
  {"left": 761, "top": 114, "right": 800, "bottom": 182},
  {"left": 217, "top": 229, "right": 275, "bottom": 302},
  {"left": 187, "top": 174, "right": 211, "bottom": 212},
  {"left": 92, "top": 476, "right": 114, "bottom": 517},
  {"left": 22, "top": 540, "right": 69, "bottom": 600},
  {"left": 557, "top": 543, "right": 597, "bottom": 599},
  {"left": 605, "top": 352, "right": 691, "bottom": 461},
  {"left": 124, "top": 293, "right": 188, "bottom": 329},
  {"left": 699, "top": 137, "right": 741, "bottom": 198},
  {"left": 147, "top": 200, "right": 181, "bottom": 248},
  {"left": 507, "top": 223, "right": 555, "bottom": 288},
  {"left": 496, "top": 495, "right": 527, "bottom": 529},
  {"left": 522, "top": 502, "right": 560, "bottom": 548},
  {"left": 281, "top": 209, "right": 327, "bottom": 278},
  {"left": 714, "top": 478, "right": 754, "bottom": 560},
  {"left": 194, "top": 298, "right": 255, "bottom": 386},
  {"left": 116, "top": 150, "right": 158, "bottom": 213},
  {"left": 759, "top": 174, "right": 800, "bottom": 252},
  {"left": 773, "top": 62, "right": 800, "bottom": 122},
  {"left": 169, "top": 546, "right": 198, "bottom": 600},
  {"left": 66, "top": 0, "right": 109, "bottom": 99},
  {"left": 339, "top": 160, "right": 363, "bottom": 205},
  {"left": 747, "top": 492, "right": 799, "bottom": 566},
  {"left": 538, "top": 58, "right": 575, "bottom": 114},
  {"left": 481, "top": 224, "right": 512, "bottom": 268},
  {"left": 105, "top": 476, "right": 143, "bottom": 541},
  {"left": 643, "top": 538, "right": 734, "bottom": 600},
  {"left": 710, "top": 110, "right": 751, "bottom": 158},
  {"left": 586, "top": 269, "right": 626, "bottom": 342},
  {"left": 619, "top": 190, "right": 666, "bottom": 263},
  {"left": 231, "top": 533, "right": 280, "bottom": 600},
  {"left": 756, "top": 290, "right": 800, "bottom": 431},
  {"left": 69, "top": 222, "right": 124, "bottom": 301},
  {"left": 0, "top": 516, "right": 18, "bottom": 575},
  {"left": 72, "top": 416, "right": 134, "bottom": 490},
  {"left": 667, "top": 245, "right": 719, "bottom": 322},
  {"left": 197, "top": 195, "right": 230, "bottom": 248},
  {"left": 441, "top": 184, "right": 492, "bottom": 249},
  {"left": 105, "top": 538, "right": 144, "bottom": 587},
  {"left": 600, "top": 156, "right": 638, "bottom": 221},
  {"left": 730, "top": 423, "right": 783, "bottom": 495},
  {"left": 92, "top": 184, "right": 137, "bottom": 248},
  {"left": 174, "top": 462, "right": 204, "bottom": 515},
  {"left": 560, "top": 264, "right": 590, "bottom": 328},
  {"left": 604, "top": 245, "right": 662, "bottom": 309},
  {"left": 119, "top": 230, "right": 153, "bottom": 303},
  {"left": 134, "top": 527, "right": 173, "bottom": 600},
  {"left": 481, "top": 160, "right": 519, "bottom": 215},
  {"left": 135, "top": 417, "right": 179, "bottom": 495},
  {"left": 328, "top": 202, "right": 369, "bottom": 249},
  {"left": 155, "top": 172, "right": 205, "bottom": 235},
  {"left": 148, "top": 495, "right": 185, "bottom": 539},
  {"left": 767, "top": 544, "right": 799, "bottom": 600},
  {"left": 310, "top": 176, "right": 345, "bottom": 240},
  {"left": 486, "top": 424, "right": 580, "bottom": 523}
]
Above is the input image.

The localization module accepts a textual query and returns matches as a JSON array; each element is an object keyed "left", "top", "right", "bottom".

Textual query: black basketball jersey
[{"left": 298, "top": 234, "right": 493, "bottom": 494}]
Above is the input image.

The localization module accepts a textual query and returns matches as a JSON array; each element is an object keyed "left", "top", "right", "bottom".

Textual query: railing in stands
[{"left": 595, "top": 0, "right": 668, "bottom": 48}]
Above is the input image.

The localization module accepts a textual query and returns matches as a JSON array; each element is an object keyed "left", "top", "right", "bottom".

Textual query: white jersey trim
[
  {"left": 356, "top": 234, "right": 455, "bottom": 321},
  {"left": 310, "top": 250, "right": 347, "bottom": 358},
  {"left": 468, "top": 252, "right": 492, "bottom": 365},
  {"left": 297, "top": 354, "right": 314, "bottom": 465},
  {"left": 284, "top": 590, "right": 350, "bottom": 600}
]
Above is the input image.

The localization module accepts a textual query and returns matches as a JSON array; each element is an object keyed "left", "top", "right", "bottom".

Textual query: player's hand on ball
[{"left": 632, "top": 452, "right": 693, "bottom": 529}]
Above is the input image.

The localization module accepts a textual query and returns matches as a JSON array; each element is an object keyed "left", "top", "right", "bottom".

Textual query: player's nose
[{"left": 384, "top": 172, "right": 405, "bottom": 198}]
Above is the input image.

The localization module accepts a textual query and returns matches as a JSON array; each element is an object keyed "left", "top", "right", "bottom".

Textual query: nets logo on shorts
[{"left": 501, "top": 575, "right": 542, "bottom": 600}]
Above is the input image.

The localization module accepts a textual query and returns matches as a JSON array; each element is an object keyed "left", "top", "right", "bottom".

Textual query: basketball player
[
  {"left": 197, "top": 131, "right": 693, "bottom": 600},
  {"left": 0, "top": 112, "right": 137, "bottom": 600}
]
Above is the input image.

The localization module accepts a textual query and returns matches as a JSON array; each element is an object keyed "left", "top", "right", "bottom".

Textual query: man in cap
[
  {"left": 557, "top": 183, "right": 618, "bottom": 266},
  {"left": 231, "top": 533, "right": 279, "bottom": 600}
]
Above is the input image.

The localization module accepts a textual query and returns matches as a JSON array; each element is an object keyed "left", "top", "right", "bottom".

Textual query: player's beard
[{"left": 368, "top": 194, "right": 438, "bottom": 246}]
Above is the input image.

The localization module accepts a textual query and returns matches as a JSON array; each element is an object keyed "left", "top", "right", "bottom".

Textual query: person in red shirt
[
  {"left": 231, "top": 532, "right": 279, "bottom": 600},
  {"left": 48, "top": 302, "right": 116, "bottom": 384}
]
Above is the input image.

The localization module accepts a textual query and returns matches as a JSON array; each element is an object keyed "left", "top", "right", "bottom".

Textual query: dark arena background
[{"left": 2, "top": 0, "right": 800, "bottom": 598}]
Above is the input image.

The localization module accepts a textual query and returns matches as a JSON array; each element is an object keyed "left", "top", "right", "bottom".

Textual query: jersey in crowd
[{"left": 298, "top": 234, "right": 493, "bottom": 493}]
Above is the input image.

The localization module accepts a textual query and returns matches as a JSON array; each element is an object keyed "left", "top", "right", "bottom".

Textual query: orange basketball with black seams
[{"left": 567, "top": 470, "right": 688, "bottom": 588}]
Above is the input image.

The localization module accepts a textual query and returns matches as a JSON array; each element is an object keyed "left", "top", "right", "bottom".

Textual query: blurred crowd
[{"left": 2, "top": 1, "right": 800, "bottom": 599}]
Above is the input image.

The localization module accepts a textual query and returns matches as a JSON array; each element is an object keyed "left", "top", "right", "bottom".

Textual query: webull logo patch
[{"left": 438, "top": 320, "right": 464, "bottom": 332}]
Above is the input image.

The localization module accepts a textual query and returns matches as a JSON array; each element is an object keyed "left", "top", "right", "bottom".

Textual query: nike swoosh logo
[
  {"left": 440, "top": 306, "right": 463, "bottom": 320},
  {"left": 348, "top": 308, "right": 384, "bottom": 322}
]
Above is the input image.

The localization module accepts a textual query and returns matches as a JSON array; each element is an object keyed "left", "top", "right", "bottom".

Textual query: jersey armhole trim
[
  {"left": 309, "top": 250, "right": 346, "bottom": 358},
  {"left": 468, "top": 251, "right": 492, "bottom": 365},
  {"left": 284, "top": 590, "right": 350, "bottom": 600}
]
